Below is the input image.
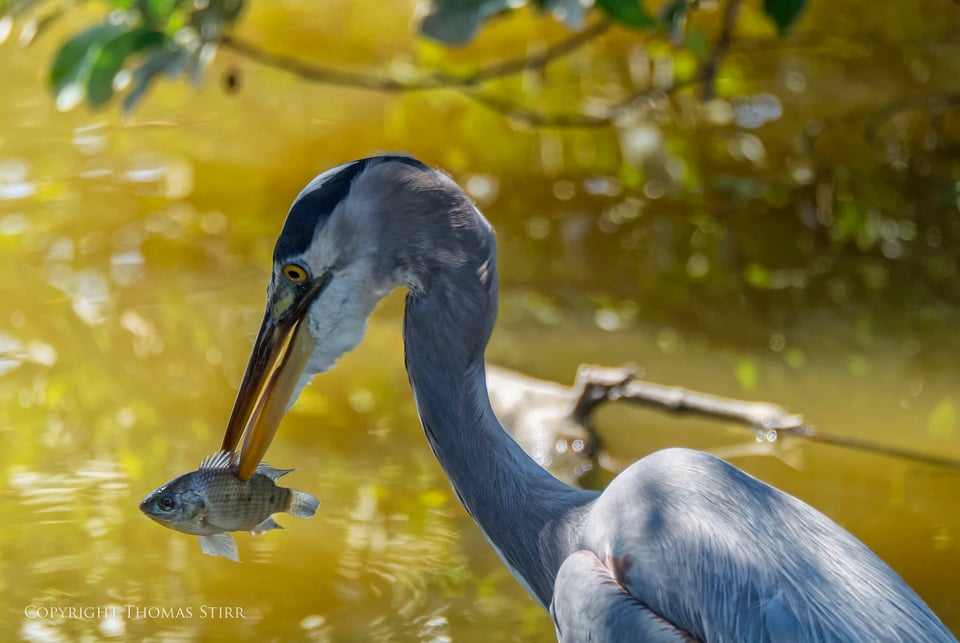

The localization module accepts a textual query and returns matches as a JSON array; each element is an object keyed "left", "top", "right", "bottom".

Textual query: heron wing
[
  {"left": 580, "top": 448, "right": 955, "bottom": 642},
  {"left": 551, "top": 549, "right": 696, "bottom": 642}
]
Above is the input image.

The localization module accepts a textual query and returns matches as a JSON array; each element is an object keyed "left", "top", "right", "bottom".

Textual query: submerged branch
[
  {"left": 488, "top": 362, "right": 960, "bottom": 484},
  {"left": 570, "top": 364, "right": 804, "bottom": 430},
  {"left": 570, "top": 363, "right": 960, "bottom": 470}
]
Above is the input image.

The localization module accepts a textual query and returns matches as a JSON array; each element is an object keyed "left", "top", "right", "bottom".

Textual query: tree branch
[
  {"left": 220, "top": 35, "right": 418, "bottom": 91},
  {"left": 454, "top": 19, "right": 612, "bottom": 85},
  {"left": 219, "top": 20, "right": 713, "bottom": 129},
  {"left": 219, "top": 19, "right": 611, "bottom": 92},
  {"left": 699, "top": 0, "right": 742, "bottom": 100},
  {"left": 463, "top": 75, "right": 703, "bottom": 128}
]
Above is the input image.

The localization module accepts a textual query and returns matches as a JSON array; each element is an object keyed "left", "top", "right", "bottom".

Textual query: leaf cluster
[
  {"left": 6, "top": 0, "right": 244, "bottom": 112},
  {"left": 1, "top": 0, "right": 807, "bottom": 112},
  {"left": 420, "top": 0, "right": 806, "bottom": 44}
]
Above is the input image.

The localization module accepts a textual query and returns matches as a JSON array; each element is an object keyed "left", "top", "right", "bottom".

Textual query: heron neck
[{"left": 403, "top": 279, "right": 594, "bottom": 608}]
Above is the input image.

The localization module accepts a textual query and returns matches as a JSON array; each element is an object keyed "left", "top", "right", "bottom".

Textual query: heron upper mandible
[{"left": 219, "top": 155, "right": 954, "bottom": 641}]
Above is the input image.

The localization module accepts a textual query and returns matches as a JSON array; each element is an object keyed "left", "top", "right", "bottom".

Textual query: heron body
[{"left": 220, "top": 155, "right": 955, "bottom": 641}]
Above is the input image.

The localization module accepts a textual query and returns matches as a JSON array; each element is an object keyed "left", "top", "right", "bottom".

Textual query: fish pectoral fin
[
  {"left": 199, "top": 533, "right": 239, "bottom": 562},
  {"left": 250, "top": 516, "right": 282, "bottom": 536}
]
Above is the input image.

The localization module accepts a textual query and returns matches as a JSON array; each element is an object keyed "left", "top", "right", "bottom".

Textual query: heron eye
[
  {"left": 282, "top": 263, "right": 309, "bottom": 283},
  {"left": 158, "top": 495, "right": 176, "bottom": 511}
]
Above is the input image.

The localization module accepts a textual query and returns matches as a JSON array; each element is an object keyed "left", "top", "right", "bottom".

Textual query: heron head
[{"left": 221, "top": 155, "right": 472, "bottom": 478}]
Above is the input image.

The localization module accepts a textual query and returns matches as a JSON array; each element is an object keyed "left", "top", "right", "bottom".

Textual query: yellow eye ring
[{"left": 282, "top": 263, "right": 309, "bottom": 283}]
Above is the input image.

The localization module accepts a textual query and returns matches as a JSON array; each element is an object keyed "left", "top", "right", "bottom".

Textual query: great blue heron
[{"left": 219, "top": 155, "right": 954, "bottom": 641}]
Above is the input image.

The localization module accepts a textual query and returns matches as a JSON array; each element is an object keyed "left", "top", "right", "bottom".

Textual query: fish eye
[
  {"left": 282, "top": 263, "right": 309, "bottom": 283},
  {"left": 157, "top": 495, "right": 176, "bottom": 511}
]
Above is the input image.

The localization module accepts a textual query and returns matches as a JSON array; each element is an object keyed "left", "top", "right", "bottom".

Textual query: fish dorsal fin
[
  {"left": 199, "top": 450, "right": 235, "bottom": 470},
  {"left": 255, "top": 462, "right": 294, "bottom": 481}
]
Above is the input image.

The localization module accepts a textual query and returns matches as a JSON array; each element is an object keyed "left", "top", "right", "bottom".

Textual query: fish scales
[
  {"left": 139, "top": 450, "right": 319, "bottom": 561},
  {"left": 198, "top": 468, "right": 292, "bottom": 532}
]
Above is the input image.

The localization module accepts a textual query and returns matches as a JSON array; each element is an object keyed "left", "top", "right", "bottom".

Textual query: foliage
[
  {"left": 762, "top": 0, "right": 806, "bottom": 34},
  {"left": 420, "top": 0, "right": 807, "bottom": 43},
  {"left": 4, "top": 0, "right": 244, "bottom": 112},
  {"left": 1, "top": 0, "right": 809, "bottom": 112},
  {"left": 3, "top": 0, "right": 959, "bottom": 347}
]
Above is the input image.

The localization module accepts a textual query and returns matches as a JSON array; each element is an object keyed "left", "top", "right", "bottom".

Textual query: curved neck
[{"left": 402, "top": 254, "right": 594, "bottom": 607}]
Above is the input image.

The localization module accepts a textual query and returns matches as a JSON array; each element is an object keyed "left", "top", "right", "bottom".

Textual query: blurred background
[{"left": 1, "top": 0, "right": 959, "bottom": 640}]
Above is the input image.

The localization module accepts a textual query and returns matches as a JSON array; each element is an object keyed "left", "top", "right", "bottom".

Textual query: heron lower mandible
[{"left": 219, "top": 155, "right": 954, "bottom": 641}]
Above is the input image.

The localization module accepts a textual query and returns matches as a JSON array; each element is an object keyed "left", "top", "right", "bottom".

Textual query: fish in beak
[{"left": 221, "top": 275, "right": 327, "bottom": 480}]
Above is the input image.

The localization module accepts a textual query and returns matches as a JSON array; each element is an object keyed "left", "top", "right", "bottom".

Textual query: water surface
[{"left": 2, "top": 2, "right": 959, "bottom": 640}]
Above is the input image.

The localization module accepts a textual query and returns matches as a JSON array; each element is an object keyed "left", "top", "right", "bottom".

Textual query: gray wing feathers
[
  {"left": 583, "top": 448, "right": 955, "bottom": 642},
  {"left": 551, "top": 550, "right": 696, "bottom": 642}
]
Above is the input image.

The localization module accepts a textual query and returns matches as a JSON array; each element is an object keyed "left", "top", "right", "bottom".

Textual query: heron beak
[{"left": 221, "top": 278, "right": 325, "bottom": 480}]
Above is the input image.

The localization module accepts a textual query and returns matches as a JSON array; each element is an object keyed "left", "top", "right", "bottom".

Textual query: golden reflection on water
[{"left": 1, "top": 2, "right": 959, "bottom": 640}]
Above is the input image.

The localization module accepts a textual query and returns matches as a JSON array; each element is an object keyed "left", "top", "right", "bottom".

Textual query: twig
[
  {"left": 863, "top": 93, "right": 960, "bottom": 145},
  {"left": 220, "top": 35, "right": 418, "bottom": 91},
  {"left": 219, "top": 19, "right": 611, "bottom": 93},
  {"left": 220, "top": 21, "right": 709, "bottom": 129},
  {"left": 455, "top": 20, "right": 612, "bottom": 85},
  {"left": 699, "top": 0, "right": 742, "bottom": 100},
  {"left": 785, "top": 425, "right": 960, "bottom": 471},
  {"left": 464, "top": 75, "right": 703, "bottom": 129},
  {"left": 462, "top": 90, "right": 610, "bottom": 128}
]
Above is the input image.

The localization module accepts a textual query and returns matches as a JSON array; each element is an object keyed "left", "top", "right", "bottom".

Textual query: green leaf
[
  {"left": 49, "top": 23, "right": 124, "bottom": 93},
  {"left": 762, "top": 0, "right": 806, "bottom": 33},
  {"left": 659, "top": 0, "right": 691, "bottom": 44},
  {"left": 122, "top": 48, "right": 181, "bottom": 114},
  {"left": 418, "top": 0, "right": 512, "bottom": 45},
  {"left": 595, "top": 0, "right": 656, "bottom": 28},
  {"left": 87, "top": 26, "right": 165, "bottom": 106}
]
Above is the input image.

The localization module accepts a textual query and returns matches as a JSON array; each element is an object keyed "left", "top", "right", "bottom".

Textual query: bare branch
[
  {"left": 864, "top": 92, "right": 960, "bottom": 144},
  {"left": 786, "top": 425, "right": 960, "bottom": 471},
  {"left": 219, "top": 20, "right": 713, "bottom": 130},
  {"left": 699, "top": 0, "right": 742, "bottom": 100},
  {"left": 570, "top": 364, "right": 803, "bottom": 429},
  {"left": 455, "top": 19, "right": 612, "bottom": 85},
  {"left": 461, "top": 90, "right": 611, "bottom": 128},
  {"left": 463, "top": 75, "right": 703, "bottom": 128},
  {"left": 219, "top": 19, "right": 611, "bottom": 93},
  {"left": 220, "top": 35, "right": 418, "bottom": 91}
]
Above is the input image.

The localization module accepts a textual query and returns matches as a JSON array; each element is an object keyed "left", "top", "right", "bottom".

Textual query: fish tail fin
[{"left": 287, "top": 489, "right": 320, "bottom": 519}]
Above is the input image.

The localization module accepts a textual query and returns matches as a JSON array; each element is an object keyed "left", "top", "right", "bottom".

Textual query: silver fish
[{"left": 139, "top": 450, "right": 319, "bottom": 561}]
